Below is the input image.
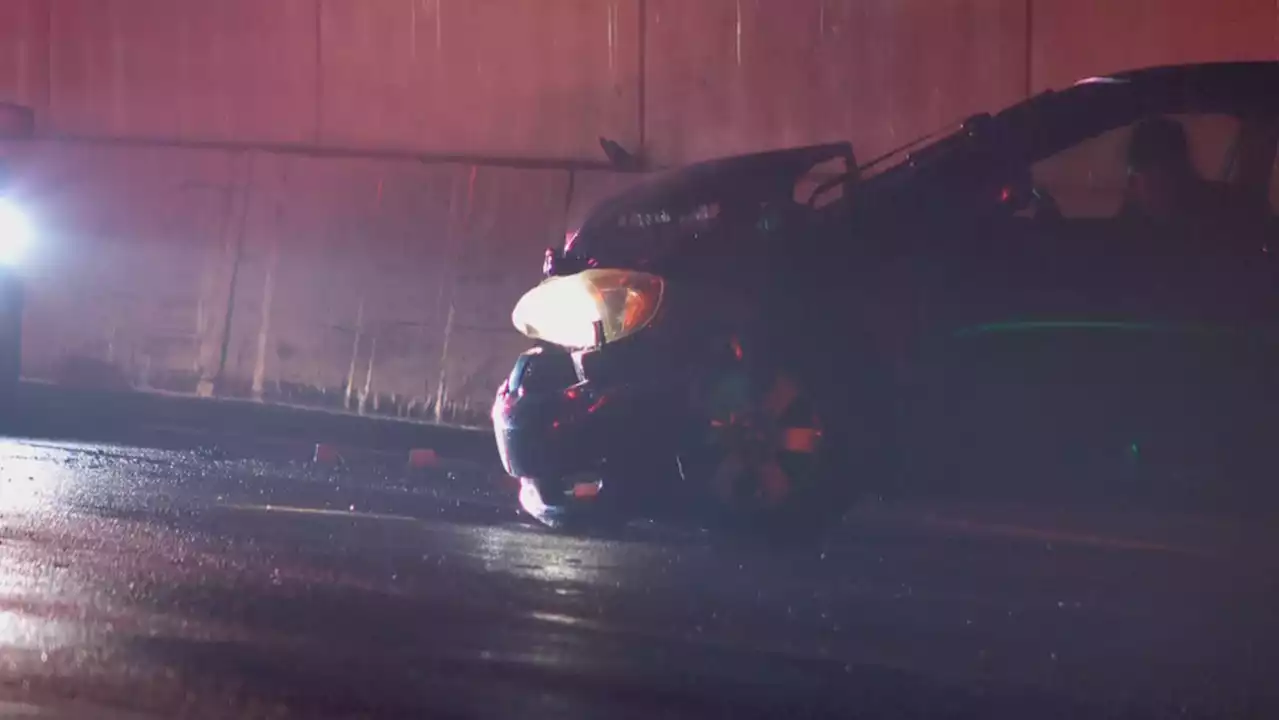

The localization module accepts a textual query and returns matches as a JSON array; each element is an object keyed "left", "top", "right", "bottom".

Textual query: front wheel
[{"left": 679, "top": 354, "right": 875, "bottom": 539}]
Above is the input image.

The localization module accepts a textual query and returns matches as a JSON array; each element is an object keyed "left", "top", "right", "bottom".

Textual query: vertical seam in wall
[
  {"left": 314, "top": 0, "right": 323, "bottom": 142},
  {"left": 1023, "top": 0, "right": 1033, "bottom": 98},
  {"left": 217, "top": 153, "right": 257, "bottom": 387},
  {"left": 637, "top": 0, "right": 647, "bottom": 153}
]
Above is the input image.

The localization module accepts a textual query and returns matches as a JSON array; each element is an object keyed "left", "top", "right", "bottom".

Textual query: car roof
[
  {"left": 575, "top": 62, "right": 1276, "bottom": 236},
  {"left": 993, "top": 61, "right": 1277, "bottom": 164},
  {"left": 1083, "top": 61, "right": 1275, "bottom": 104}
]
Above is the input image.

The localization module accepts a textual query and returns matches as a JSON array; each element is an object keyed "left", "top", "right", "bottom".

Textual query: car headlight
[
  {"left": 0, "top": 198, "right": 32, "bottom": 267},
  {"left": 511, "top": 268, "right": 664, "bottom": 349}
]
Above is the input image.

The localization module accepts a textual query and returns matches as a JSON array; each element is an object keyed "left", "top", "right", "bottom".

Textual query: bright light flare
[
  {"left": 0, "top": 198, "right": 33, "bottom": 267},
  {"left": 511, "top": 269, "right": 664, "bottom": 349}
]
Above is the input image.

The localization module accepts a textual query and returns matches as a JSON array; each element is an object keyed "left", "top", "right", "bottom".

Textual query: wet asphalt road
[{"left": 0, "top": 436, "right": 1274, "bottom": 719}]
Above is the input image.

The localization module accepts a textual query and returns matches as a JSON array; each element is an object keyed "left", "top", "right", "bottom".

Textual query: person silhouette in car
[
  {"left": 1121, "top": 117, "right": 1212, "bottom": 221},
  {"left": 1120, "top": 117, "right": 1270, "bottom": 251}
]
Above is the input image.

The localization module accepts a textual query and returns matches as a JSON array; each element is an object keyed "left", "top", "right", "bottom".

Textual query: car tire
[{"left": 678, "top": 334, "right": 894, "bottom": 540}]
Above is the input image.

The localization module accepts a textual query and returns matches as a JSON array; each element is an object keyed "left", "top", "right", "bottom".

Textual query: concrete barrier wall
[
  {"left": 5, "top": 0, "right": 640, "bottom": 161},
  {"left": 1, "top": 0, "right": 1275, "bottom": 421},
  {"left": 46, "top": 0, "right": 318, "bottom": 143},
  {"left": 318, "top": 0, "right": 640, "bottom": 160},
  {"left": 6, "top": 0, "right": 1273, "bottom": 162},
  {"left": 644, "top": 0, "right": 1029, "bottom": 164},
  {"left": 2, "top": 141, "right": 564, "bottom": 423},
  {"left": 4, "top": 142, "right": 233, "bottom": 393},
  {"left": 1030, "top": 0, "right": 1279, "bottom": 91}
]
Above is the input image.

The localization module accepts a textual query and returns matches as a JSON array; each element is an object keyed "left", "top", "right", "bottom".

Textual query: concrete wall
[
  {"left": 6, "top": 1, "right": 1274, "bottom": 162},
  {"left": 1, "top": 0, "right": 1275, "bottom": 422},
  {"left": 2, "top": 0, "right": 640, "bottom": 161},
  {"left": 644, "top": 0, "right": 1029, "bottom": 164},
  {"left": 1, "top": 140, "right": 568, "bottom": 423}
]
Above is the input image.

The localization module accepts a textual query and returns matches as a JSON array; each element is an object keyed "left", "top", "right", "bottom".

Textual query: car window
[{"left": 1030, "top": 114, "right": 1242, "bottom": 218}]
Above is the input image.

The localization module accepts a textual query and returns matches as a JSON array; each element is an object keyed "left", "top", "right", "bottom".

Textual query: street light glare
[{"left": 0, "top": 198, "right": 32, "bottom": 267}]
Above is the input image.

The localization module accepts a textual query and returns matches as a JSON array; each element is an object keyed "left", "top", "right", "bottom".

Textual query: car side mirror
[{"left": 543, "top": 246, "right": 592, "bottom": 277}]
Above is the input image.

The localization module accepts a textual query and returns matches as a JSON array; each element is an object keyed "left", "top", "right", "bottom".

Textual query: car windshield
[{"left": 854, "top": 119, "right": 969, "bottom": 178}]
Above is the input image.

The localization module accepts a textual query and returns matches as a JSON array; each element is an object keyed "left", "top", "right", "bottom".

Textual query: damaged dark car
[{"left": 493, "top": 61, "right": 1277, "bottom": 534}]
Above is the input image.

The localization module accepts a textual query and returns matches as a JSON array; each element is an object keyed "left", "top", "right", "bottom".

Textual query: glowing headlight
[
  {"left": 0, "top": 198, "right": 32, "bottom": 267},
  {"left": 511, "top": 269, "right": 664, "bottom": 349}
]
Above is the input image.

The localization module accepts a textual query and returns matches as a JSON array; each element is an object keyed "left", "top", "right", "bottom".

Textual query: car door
[{"left": 910, "top": 112, "right": 1276, "bottom": 511}]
